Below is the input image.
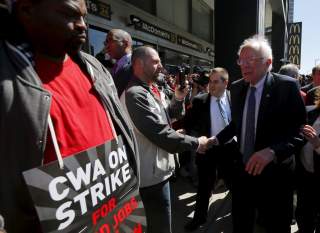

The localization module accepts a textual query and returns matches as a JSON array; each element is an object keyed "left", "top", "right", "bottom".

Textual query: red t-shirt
[
  {"left": 35, "top": 55, "right": 115, "bottom": 164},
  {"left": 150, "top": 84, "right": 161, "bottom": 100}
]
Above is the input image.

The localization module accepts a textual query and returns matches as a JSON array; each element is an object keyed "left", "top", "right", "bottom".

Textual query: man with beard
[
  {"left": 0, "top": 0, "right": 139, "bottom": 232},
  {"left": 121, "top": 46, "right": 213, "bottom": 233}
]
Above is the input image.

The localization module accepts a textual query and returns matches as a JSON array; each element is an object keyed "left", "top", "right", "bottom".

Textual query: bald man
[{"left": 105, "top": 29, "right": 133, "bottom": 96}]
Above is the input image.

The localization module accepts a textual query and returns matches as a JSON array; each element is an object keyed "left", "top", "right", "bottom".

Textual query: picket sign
[{"left": 23, "top": 116, "right": 146, "bottom": 233}]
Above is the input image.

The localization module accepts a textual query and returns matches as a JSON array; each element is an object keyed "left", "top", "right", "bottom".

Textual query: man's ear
[
  {"left": 266, "top": 58, "right": 272, "bottom": 67},
  {"left": 138, "top": 58, "right": 144, "bottom": 68},
  {"left": 225, "top": 79, "right": 229, "bottom": 86},
  {"left": 122, "top": 39, "right": 129, "bottom": 48},
  {"left": 132, "top": 58, "right": 143, "bottom": 69}
]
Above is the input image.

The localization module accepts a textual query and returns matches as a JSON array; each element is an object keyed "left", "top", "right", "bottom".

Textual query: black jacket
[
  {"left": 114, "top": 63, "right": 132, "bottom": 97},
  {"left": 217, "top": 72, "right": 306, "bottom": 169},
  {"left": 0, "top": 40, "right": 139, "bottom": 233}
]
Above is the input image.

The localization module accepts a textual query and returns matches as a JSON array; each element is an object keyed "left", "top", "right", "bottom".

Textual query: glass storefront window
[
  {"left": 86, "top": 25, "right": 212, "bottom": 74},
  {"left": 87, "top": 26, "right": 115, "bottom": 71},
  {"left": 88, "top": 26, "right": 154, "bottom": 56},
  {"left": 132, "top": 40, "right": 144, "bottom": 49},
  {"left": 88, "top": 26, "right": 108, "bottom": 56},
  {"left": 132, "top": 39, "right": 156, "bottom": 50},
  {"left": 158, "top": 47, "right": 191, "bottom": 74},
  {"left": 159, "top": 47, "right": 191, "bottom": 66},
  {"left": 193, "top": 57, "right": 213, "bottom": 71}
]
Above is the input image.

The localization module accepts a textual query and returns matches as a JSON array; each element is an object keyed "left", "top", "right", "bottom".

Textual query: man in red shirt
[{"left": 0, "top": 0, "right": 139, "bottom": 232}]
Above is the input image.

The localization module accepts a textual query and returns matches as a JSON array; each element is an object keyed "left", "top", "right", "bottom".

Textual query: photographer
[{"left": 185, "top": 71, "right": 210, "bottom": 109}]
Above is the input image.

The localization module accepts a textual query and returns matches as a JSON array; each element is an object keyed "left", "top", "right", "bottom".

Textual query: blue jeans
[{"left": 139, "top": 180, "right": 172, "bottom": 233}]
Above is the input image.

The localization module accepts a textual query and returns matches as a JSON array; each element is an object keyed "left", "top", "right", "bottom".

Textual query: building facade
[
  {"left": 214, "top": 0, "right": 290, "bottom": 81},
  {"left": 85, "top": 0, "right": 215, "bottom": 72},
  {"left": 85, "top": 0, "right": 290, "bottom": 78},
  {"left": 288, "top": 0, "right": 294, "bottom": 23}
]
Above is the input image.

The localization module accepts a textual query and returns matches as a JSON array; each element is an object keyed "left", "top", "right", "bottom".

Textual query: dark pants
[
  {"left": 139, "top": 179, "right": 172, "bottom": 233},
  {"left": 232, "top": 164, "right": 293, "bottom": 233},
  {"left": 296, "top": 168, "right": 320, "bottom": 233},
  {"left": 193, "top": 144, "right": 235, "bottom": 221},
  {"left": 193, "top": 154, "right": 217, "bottom": 222}
]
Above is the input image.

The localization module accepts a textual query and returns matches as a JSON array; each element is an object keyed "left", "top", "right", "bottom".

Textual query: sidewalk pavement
[{"left": 170, "top": 176, "right": 298, "bottom": 233}]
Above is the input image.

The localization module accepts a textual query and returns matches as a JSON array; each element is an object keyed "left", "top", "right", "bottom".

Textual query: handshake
[
  {"left": 197, "top": 136, "right": 218, "bottom": 154},
  {"left": 175, "top": 129, "right": 218, "bottom": 154}
]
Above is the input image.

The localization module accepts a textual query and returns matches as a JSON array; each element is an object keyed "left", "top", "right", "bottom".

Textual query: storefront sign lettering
[
  {"left": 177, "top": 35, "right": 203, "bottom": 53},
  {"left": 132, "top": 16, "right": 176, "bottom": 43},
  {"left": 23, "top": 136, "right": 146, "bottom": 233},
  {"left": 86, "top": 0, "right": 111, "bottom": 20}
]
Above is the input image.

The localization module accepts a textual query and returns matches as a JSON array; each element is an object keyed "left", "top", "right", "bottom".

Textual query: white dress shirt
[
  {"left": 210, "top": 91, "right": 231, "bottom": 137},
  {"left": 240, "top": 75, "right": 267, "bottom": 154}
]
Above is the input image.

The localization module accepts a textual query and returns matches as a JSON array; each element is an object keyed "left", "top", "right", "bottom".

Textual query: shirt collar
[
  {"left": 251, "top": 74, "right": 267, "bottom": 90},
  {"left": 211, "top": 90, "right": 227, "bottom": 101},
  {"left": 9, "top": 40, "right": 35, "bottom": 67},
  {"left": 116, "top": 53, "right": 131, "bottom": 67}
]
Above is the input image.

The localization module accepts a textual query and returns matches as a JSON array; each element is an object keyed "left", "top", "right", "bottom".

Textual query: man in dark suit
[
  {"left": 184, "top": 67, "right": 237, "bottom": 231},
  {"left": 215, "top": 35, "right": 306, "bottom": 233}
]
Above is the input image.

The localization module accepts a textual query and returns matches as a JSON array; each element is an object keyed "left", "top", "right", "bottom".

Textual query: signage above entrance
[
  {"left": 131, "top": 15, "right": 176, "bottom": 43},
  {"left": 128, "top": 15, "right": 212, "bottom": 56},
  {"left": 86, "top": 0, "right": 112, "bottom": 20},
  {"left": 177, "top": 35, "right": 203, "bottom": 53}
]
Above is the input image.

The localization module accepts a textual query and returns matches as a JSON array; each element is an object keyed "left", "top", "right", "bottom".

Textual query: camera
[{"left": 173, "top": 66, "right": 186, "bottom": 90}]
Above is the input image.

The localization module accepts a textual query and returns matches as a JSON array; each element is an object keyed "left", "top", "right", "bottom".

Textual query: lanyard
[{"left": 47, "top": 114, "right": 64, "bottom": 169}]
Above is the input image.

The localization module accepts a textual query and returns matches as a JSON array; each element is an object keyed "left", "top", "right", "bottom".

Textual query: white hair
[{"left": 238, "top": 35, "right": 273, "bottom": 71}]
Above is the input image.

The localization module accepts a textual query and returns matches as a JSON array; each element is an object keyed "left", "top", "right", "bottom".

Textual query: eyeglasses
[{"left": 237, "top": 57, "right": 264, "bottom": 66}]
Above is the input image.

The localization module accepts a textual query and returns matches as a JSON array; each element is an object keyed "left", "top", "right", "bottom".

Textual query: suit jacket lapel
[
  {"left": 204, "top": 94, "right": 212, "bottom": 136},
  {"left": 226, "top": 90, "right": 232, "bottom": 122},
  {"left": 235, "top": 80, "right": 249, "bottom": 136},
  {"left": 256, "top": 72, "right": 273, "bottom": 136}
]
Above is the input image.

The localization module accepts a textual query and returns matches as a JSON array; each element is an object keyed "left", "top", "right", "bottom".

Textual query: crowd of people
[{"left": 0, "top": 1, "right": 320, "bottom": 233}]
